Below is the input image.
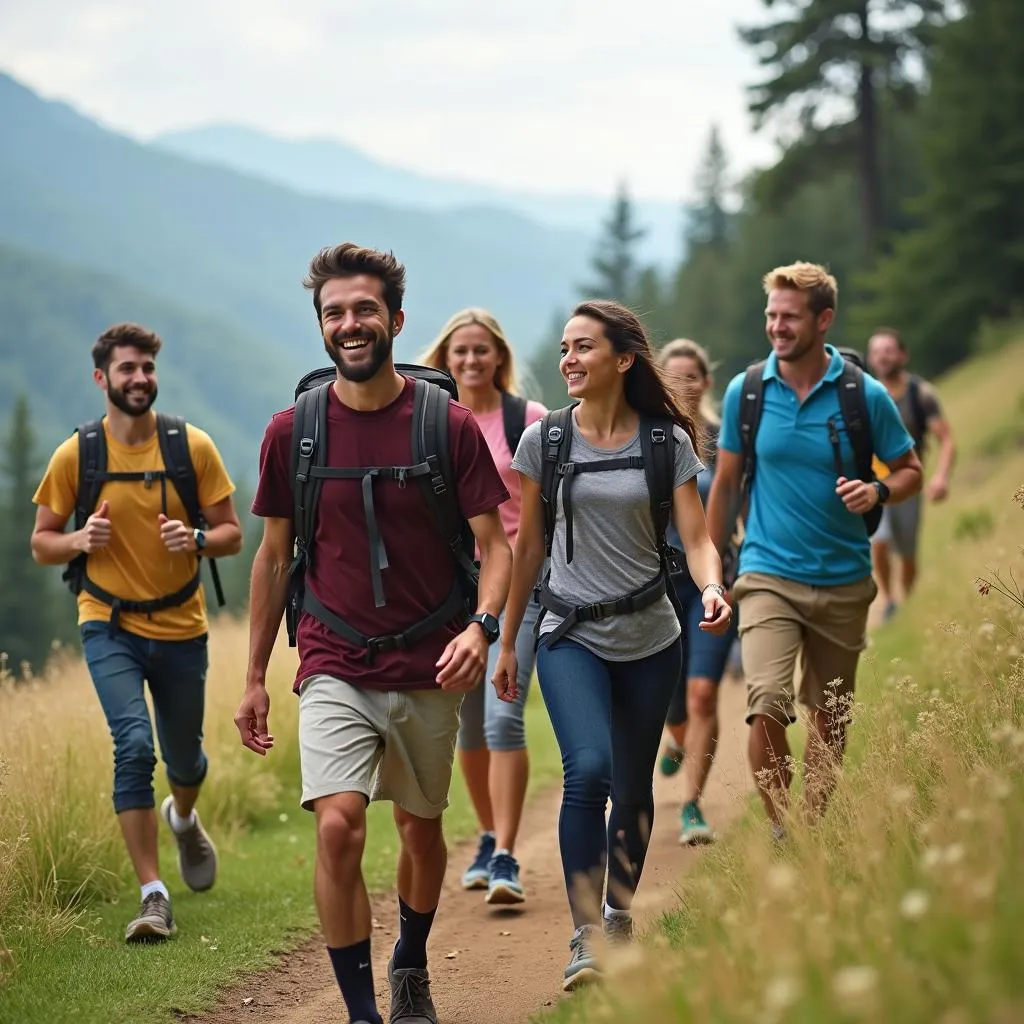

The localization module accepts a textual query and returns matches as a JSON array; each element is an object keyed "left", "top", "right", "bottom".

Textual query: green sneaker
[
  {"left": 658, "top": 744, "right": 684, "bottom": 777},
  {"left": 678, "top": 801, "right": 714, "bottom": 846}
]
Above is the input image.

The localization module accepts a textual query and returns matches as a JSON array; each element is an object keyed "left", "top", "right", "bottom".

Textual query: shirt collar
[{"left": 763, "top": 344, "right": 844, "bottom": 382}]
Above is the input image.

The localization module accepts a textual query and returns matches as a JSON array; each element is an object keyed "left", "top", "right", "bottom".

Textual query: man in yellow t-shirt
[{"left": 31, "top": 322, "right": 243, "bottom": 944}]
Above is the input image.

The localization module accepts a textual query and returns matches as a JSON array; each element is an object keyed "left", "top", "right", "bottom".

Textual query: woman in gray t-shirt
[{"left": 493, "top": 299, "right": 733, "bottom": 992}]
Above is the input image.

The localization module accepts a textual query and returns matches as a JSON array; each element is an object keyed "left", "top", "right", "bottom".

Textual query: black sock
[
  {"left": 327, "top": 939, "right": 382, "bottom": 1024},
  {"left": 392, "top": 897, "right": 437, "bottom": 970}
]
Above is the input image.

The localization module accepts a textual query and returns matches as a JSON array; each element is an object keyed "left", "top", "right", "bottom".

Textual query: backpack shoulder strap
[
  {"left": 411, "top": 378, "right": 478, "bottom": 583},
  {"left": 501, "top": 391, "right": 529, "bottom": 459},
  {"left": 157, "top": 412, "right": 226, "bottom": 607},
  {"left": 906, "top": 373, "right": 928, "bottom": 439},
  {"left": 74, "top": 418, "right": 107, "bottom": 529},
  {"left": 738, "top": 362, "right": 767, "bottom": 497},
  {"left": 292, "top": 382, "right": 331, "bottom": 563},
  {"left": 639, "top": 415, "right": 675, "bottom": 553},
  {"left": 836, "top": 360, "right": 883, "bottom": 535},
  {"left": 539, "top": 406, "right": 574, "bottom": 557}
]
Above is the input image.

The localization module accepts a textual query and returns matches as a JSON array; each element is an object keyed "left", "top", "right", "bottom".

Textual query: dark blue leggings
[{"left": 536, "top": 636, "right": 682, "bottom": 927}]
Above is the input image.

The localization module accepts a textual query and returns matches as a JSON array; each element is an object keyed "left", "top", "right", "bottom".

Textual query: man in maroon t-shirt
[{"left": 234, "top": 243, "right": 512, "bottom": 1024}]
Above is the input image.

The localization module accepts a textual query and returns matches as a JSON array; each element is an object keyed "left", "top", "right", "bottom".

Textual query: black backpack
[
  {"left": 500, "top": 390, "right": 528, "bottom": 459},
  {"left": 62, "top": 413, "right": 225, "bottom": 634},
  {"left": 286, "top": 364, "right": 479, "bottom": 664},
  {"left": 737, "top": 346, "right": 883, "bottom": 536},
  {"left": 534, "top": 405, "right": 682, "bottom": 646}
]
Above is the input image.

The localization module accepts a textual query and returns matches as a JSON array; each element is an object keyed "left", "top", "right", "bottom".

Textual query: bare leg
[
  {"left": 394, "top": 808, "right": 447, "bottom": 914},
  {"left": 748, "top": 715, "right": 792, "bottom": 829},
  {"left": 872, "top": 540, "right": 893, "bottom": 606},
  {"left": 680, "top": 678, "right": 719, "bottom": 805},
  {"left": 901, "top": 555, "right": 918, "bottom": 599},
  {"left": 314, "top": 793, "right": 371, "bottom": 947},
  {"left": 457, "top": 747, "right": 494, "bottom": 833},
  {"left": 490, "top": 749, "right": 529, "bottom": 853},
  {"left": 117, "top": 809, "right": 160, "bottom": 885}
]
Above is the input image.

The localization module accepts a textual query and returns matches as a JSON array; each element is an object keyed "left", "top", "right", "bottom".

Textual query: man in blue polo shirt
[{"left": 706, "top": 261, "right": 922, "bottom": 837}]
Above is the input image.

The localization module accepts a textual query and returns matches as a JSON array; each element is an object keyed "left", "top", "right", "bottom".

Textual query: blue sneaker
[
  {"left": 562, "top": 925, "right": 602, "bottom": 992},
  {"left": 678, "top": 801, "right": 714, "bottom": 846},
  {"left": 461, "top": 832, "right": 495, "bottom": 891},
  {"left": 485, "top": 851, "right": 525, "bottom": 905}
]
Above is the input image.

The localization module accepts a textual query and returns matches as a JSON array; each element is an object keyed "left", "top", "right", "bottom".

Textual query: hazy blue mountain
[
  {"left": 0, "top": 241, "right": 303, "bottom": 479},
  {"left": 153, "top": 124, "right": 685, "bottom": 265},
  {"left": 0, "top": 69, "right": 593, "bottom": 362}
]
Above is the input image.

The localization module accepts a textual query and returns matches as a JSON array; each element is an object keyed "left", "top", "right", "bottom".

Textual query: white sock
[
  {"left": 169, "top": 804, "right": 196, "bottom": 834},
  {"left": 604, "top": 903, "right": 631, "bottom": 921},
  {"left": 493, "top": 848, "right": 512, "bottom": 858},
  {"left": 141, "top": 880, "right": 169, "bottom": 901},
  {"left": 665, "top": 737, "right": 683, "bottom": 753}
]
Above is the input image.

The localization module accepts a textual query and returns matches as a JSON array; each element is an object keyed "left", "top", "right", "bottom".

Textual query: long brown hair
[
  {"left": 572, "top": 300, "right": 702, "bottom": 453},
  {"left": 657, "top": 337, "right": 721, "bottom": 431}
]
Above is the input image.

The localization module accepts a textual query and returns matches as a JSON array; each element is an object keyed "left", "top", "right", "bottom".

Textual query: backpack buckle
[
  {"left": 298, "top": 437, "right": 314, "bottom": 458},
  {"left": 651, "top": 428, "right": 667, "bottom": 444},
  {"left": 547, "top": 426, "right": 563, "bottom": 443}
]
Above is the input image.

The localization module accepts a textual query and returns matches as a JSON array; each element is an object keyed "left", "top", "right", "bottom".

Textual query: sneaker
[
  {"left": 562, "top": 924, "right": 602, "bottom": 992},
  {"left": 658, "top": 744, "right": 684, "bottom": 777},
  {"left": 124, "top": 890, "right": 177, "bottom": 942},
  {"left": 883, "top": 600, "right": 899, "bottom": 623},
  {"left": 678, "top": 801, "right": 714, "bottom": 846},
  {"left": 602, "top": 911, "right": 633, "bottom": 946},
  {"left": 160, "top": 795, "right": 218, "bottom": 893},
  {"left": 387, "top": 955, "right": 437, "bottom": 1024},
  {"left": 460, "top": 832, "right": 495, "bottom": 891},
  {"left": 485, "top": 851, "right": 525, "bottom": 905}
]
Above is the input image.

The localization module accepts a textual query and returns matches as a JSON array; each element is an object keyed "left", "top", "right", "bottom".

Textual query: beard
[
  {"left": 325, "top": 324, "right": 395, "bottom": 383},
  {"left": 107, "top": 380, "right": 158, "bottom": 417},
  {"left": 773, "top": 331, "right": 818, "bottom": 363}
]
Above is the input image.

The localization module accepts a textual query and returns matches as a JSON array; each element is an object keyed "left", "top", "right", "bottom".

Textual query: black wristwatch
[
  {"left": 468, "top": 613, "right": 500, "bottom": 645},
  {"left": 872, "top": 480, "right": 891, "bottom": 506},
  {"left": 193, "top": 528, "right": 207, "bottom": 550}
]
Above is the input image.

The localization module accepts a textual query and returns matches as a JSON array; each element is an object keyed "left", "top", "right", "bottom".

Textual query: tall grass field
[{"left": 537, "top": 337, "right": 1024, "bottom": 1023}]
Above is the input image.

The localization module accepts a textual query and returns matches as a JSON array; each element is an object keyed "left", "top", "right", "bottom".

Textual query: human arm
[
  {"left": 673, "top": 476, "right": 732, "bottom": 634},
  {"left": 31, "top": 501, "right": 109, "bottom": 564},
  {"left": 491, "top": 472, "right": 546, "bottom": 702},
  {"left": 704, "top": 448, "right": 744, "bottom": 556},
  {"left": 233, "top": 515, "right": 294, "bottom": 756},
  {"left": 436, "top": 508, "right": 512, "bottom": 691},
  {"left": 925, "top": 413, "right": 956, "bottom": 502}
]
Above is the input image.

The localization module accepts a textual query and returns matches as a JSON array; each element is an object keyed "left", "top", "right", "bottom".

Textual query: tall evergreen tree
[
  {"left": 858, "top": 0, "right": 1024, "bottom": 374},
  {"left": 0, "top": 395, "right": 59, "bottom": 676},
  {"left": 739, "top": 0, "right": 947, "bottom": 254},
  {"left": 579, "top": 181, "right": 647, "bottom": 301},
  {"left": 686, "top": 124, "right": 732, "bottom": 251}
]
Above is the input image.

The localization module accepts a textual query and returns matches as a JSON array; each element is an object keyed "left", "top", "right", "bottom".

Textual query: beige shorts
[
  {"left": 733, "top": 571, "right": 877, "bottom": 726},
  {"left": 297, "top": 674, "right": 465, "bottom": 819}
]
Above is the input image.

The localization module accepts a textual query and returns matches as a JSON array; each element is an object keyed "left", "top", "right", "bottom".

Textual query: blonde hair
[
  {"left": 762, "top": 261, "right": 838, "bottom": 316},
  {"left": 657, "top": 337, "right": 721, "bottom": 430},
  {"left": 420, "top": 307, "right": 520, "bottom": 394}
]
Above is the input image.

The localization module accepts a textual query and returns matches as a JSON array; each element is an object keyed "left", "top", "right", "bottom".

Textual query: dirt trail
[{"left": 190, "top": 678, "right": 752, "bottom": 1024}]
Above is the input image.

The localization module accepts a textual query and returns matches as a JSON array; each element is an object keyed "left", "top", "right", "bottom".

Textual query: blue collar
[{"left": 763, "top": 344, "right": 844, "bottom": 384}]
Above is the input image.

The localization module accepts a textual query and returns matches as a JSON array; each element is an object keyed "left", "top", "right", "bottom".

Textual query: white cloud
[{"left": 0, "top": 0, "right": 781, "bottom": 200}]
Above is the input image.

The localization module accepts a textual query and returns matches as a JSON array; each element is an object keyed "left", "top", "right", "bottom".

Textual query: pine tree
[
  {"left": 0, "top": 395, "right": 60, "bottom": 676},
  {"left": 686, "top": 124, "right": 732, "bottom": 251},
  {"left": 738, "top": 0, "right": 947, "bottom": 254},
  {"left": 579, "top": 181, "right": 647, "bottom": 301}
]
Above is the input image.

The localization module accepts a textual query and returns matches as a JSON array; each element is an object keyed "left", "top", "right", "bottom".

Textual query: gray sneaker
[
  {"left": 160, "top": 796, "right": 218, "bottom": 892},
  {"left": 124, "top": 890, "right": 176, "bottom": 942},
  {"left": 603, "top": 911, "right": 634, "bottom": 945},
  {"left": 562, "top": 924, "right": 602, "bottom": 992},
  {"left": 387, "top": 955, "right": 437, "bottom": 1023}
]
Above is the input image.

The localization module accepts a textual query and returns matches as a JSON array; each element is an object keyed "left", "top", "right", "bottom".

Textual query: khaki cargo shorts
[
  {"left": 297, "top": 674, "right": 465, "bottom": 819},
  {"left": 732, "top": 571, "right": 877, "bottom": 726}
]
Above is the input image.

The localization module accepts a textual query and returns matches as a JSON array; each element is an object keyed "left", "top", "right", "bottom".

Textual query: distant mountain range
[{"left": 152, "top": 124, "right": 685, "bottom": 266}]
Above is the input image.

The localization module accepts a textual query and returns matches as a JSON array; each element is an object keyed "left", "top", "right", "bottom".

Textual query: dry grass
[{"left": 0, "top": 615, "right": 301, "bottom": 936}]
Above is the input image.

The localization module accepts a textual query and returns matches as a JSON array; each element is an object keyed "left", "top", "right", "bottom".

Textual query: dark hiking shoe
[
  {"left": 387, "top": 955, "right": 438, "bottom": 1023},
  {"left": 562, "top": 924, "right": 602, "bottom": 992},
  {"left": 486, "top": 851, "right": 525, "bottom": 905},
  {"left": 461, "top": 832, "right": 495, "bottom": 890},
  {"left": 124, "top": 890, "right": 177, "bottom": 942},
  {"left": 161, "top": 795, "right": 218, "bottom": 892}
]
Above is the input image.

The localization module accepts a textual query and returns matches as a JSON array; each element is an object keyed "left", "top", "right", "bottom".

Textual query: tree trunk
[{"left": 857, "top": 4, "right": 884, "bottom": 254}]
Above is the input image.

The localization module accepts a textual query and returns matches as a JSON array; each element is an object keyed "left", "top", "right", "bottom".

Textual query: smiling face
[
  {"left": 95, "top": 345, "right": 159, "bottom": 417},
  {"left": 445, "top": 323, "right": 503, "bottom": 393},
  {"left": 319, "top": 274, "right": 404, "bottom": 383},
  {"left": 764, "top": 288, "right": 833, "bottom": 363},
  {"left": 559, "top": 315, "right": 633, "bottom": 400}
]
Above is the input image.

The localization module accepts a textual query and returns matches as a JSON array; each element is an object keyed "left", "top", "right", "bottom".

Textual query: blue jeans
[
  {"left": 536, "top": 635, "right": 682, "bottom": 927},
  {"left": 81, "top": 622, "right": 210, "bottom": 814}
]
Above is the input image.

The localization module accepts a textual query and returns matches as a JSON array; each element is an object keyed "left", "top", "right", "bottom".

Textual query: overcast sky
[{"left": 0, "top": 0, "right": 782, "bottom": 202}]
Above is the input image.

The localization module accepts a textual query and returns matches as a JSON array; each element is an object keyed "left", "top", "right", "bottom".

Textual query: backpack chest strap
[{"left": 558, "top": 455, "right": 643, "bottom": 564}]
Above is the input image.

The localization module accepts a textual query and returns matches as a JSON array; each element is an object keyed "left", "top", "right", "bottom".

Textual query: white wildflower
[
  {"left": 765, "top": 975, "right": 801, "bottom": 1011},
  {"left": 832, "top": 965, "right": 878, "bottom": 1001},
  {"left": 899, "top": 890, "right": 930, "bottom": 921}
]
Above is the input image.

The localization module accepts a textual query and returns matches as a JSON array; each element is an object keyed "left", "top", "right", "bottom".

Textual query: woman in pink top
[{"left": 422, "top": 308, "right": 547, "bottom": 908}]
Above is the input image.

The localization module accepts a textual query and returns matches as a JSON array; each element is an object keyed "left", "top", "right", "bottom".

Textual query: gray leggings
[{"left": 457, "top": 598, "right": 541, "bottom": 752}]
